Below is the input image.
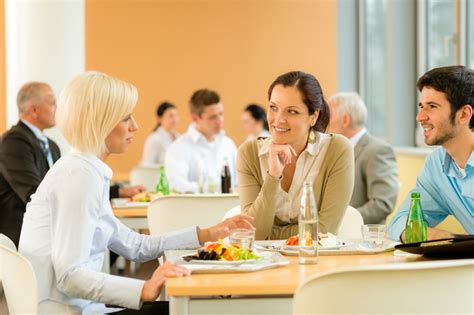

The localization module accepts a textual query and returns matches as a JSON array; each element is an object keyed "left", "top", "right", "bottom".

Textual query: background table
[{"left": 112, "top": 206, "right": 148, "bottom": 230}]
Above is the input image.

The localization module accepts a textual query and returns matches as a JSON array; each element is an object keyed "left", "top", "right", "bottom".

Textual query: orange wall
[
  {"left": 0, "top": 0, "right": 5, "bottom": 133},
  {"left": 86, "top": 0, "right": 338, "bottom": 178}
]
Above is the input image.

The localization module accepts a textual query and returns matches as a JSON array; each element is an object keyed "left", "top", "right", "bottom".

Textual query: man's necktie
[{"left": 39, "top": 137, "right": 54, "bottom": 168}]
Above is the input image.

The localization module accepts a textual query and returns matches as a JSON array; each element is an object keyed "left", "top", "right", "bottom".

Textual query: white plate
[
  {"left": 278, "top": 241, "right": 344, "bottom": 251},
  {"left": 181, "top": 254, "right": 257, "bottom": 265},
  {"left": 257, "top": 240, "right": 349, "bottom": 251}
]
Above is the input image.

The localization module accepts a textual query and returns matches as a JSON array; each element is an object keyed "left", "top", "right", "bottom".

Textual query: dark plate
[{"left": 395, "top": 236, "right": 474, "bottom": 258}]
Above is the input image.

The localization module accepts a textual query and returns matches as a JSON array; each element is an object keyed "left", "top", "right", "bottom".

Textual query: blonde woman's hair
[{"left": 56, "top": 71, "right": 138, "bottom": 156}]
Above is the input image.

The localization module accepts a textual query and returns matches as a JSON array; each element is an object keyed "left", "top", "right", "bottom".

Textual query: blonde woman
[
  {"left": 18, "top": 72, "right": 253, "bottom": 314},
  {"left": 238, "top": 71, "right": 354, "bottom": 240}
]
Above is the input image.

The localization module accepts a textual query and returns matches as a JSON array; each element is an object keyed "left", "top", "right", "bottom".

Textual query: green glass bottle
[
  {"left": 404, "top": 192, "right": 427, "bottom": 243},
  {"left": 155, "top": 166, "right": 170, "bottom": 196}
]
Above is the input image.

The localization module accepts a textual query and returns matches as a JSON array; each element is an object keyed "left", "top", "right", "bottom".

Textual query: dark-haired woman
[
  {"left": 242, "top": 104, "right": 270, "bottom": 141},
  {"left": 141, "top": 102, "right": 180, "bottom": 166},
  {"left": 237, "top": 71, "right": 354, "bottom": 240}
]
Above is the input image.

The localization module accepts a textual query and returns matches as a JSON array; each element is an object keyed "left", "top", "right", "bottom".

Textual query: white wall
[{"left": 5, "top": 0, "right": 85, "bottom": 154}]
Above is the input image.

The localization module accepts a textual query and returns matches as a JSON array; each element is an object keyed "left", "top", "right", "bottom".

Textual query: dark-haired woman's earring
[{"left": 308, "top": 128, "right": 317, "bottom": 144}]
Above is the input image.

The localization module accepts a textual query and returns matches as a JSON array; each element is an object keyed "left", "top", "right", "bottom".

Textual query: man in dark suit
[
  {"left": 0, "top": 82, "right": 60, "bottom": 246},
  {"left": 327, "top": 92, "right": 400, "bottom": 224}
]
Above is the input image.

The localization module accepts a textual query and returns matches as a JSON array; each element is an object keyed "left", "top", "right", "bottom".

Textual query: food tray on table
[
  {"left": 255, "top": 239, "right": 398, "bottom": 256},
  {"left": 165, "top": 249, "right": 289, "bottom": 274}
]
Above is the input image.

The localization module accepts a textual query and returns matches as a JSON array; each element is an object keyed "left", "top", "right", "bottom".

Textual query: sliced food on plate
[
  {"left": 183, "top": 241, "right": 261, "bottom": 262},
  {"left": 283, "top": 232, "right": 346, "bottom": 248},
  {"left": 130, "top": 191, "right": 161, "bottom": 202}
]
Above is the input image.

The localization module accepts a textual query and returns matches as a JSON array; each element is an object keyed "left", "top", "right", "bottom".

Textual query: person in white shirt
[
  {"left": 327, "top": 92, "right": 399, "bottom": 224},
  {"left": 165, "top": 89, "right": 237, "bottom": 193},
  {"left": 140, "top": 102, "right": 180, "bottom": 167},
  {"left": 241, "top": 103, "right": 270, "bottom": 141},
  {"left": 18, "top": 72, "right": 253, "bottom": 314}
]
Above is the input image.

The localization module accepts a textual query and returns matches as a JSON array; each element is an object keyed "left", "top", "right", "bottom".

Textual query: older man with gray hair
[
  {"left": 0, "top": 82, "right": 61, "bottom": 247},
  {"left": 327, "top": 92, "right": 399, "bottom": 224}
]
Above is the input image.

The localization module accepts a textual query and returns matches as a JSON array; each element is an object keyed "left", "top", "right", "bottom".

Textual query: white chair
[
  {"left": 293, "top": 259, "right": 474, "bottom": 314},
  {"left": 147, "top": 194, "right": 240, "bottom": 235},
  {"left": 129, "top": 166, "right": 161, "bottom": 192},
  {"left": 336, "top": 206, "right": 364, "bottom": 239},
  {"left": 222, "top": 205, "right": 241, "bottom": 220},
  {"left": 0, "top": 234, "right": 15, "bottom": 315},
  {"left": 0, "top": 245, "right": 38, "bottom": 314},
  {"left": 0, "top": 234, "right": 16, "bottom": 251}
]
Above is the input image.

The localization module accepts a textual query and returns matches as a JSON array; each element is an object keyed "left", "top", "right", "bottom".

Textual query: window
[
  {"left": 425, "top": 0, "right": 457, "bottom": 68},
  {"left": 361, "top": 0, "right": 387, "bottom": 140},
  {"left": 468, "top": 0, "right": 474, "bottom": 68}
]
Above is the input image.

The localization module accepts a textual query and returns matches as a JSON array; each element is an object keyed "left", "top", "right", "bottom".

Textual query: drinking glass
[
  {"left": 361, "top": 224, "right": 386, "bottom": 248},
  {"left": 229, "top": 229, "right": 255, "bottom": 250}
]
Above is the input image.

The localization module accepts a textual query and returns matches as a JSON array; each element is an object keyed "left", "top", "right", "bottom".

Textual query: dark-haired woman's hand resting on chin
[{"left": 267, "top": 143, "right": 297, "bottom": 178}]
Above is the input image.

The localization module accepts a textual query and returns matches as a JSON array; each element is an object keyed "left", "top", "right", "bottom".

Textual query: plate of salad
[{"left": 182, "top": 241, "right": 261, "bottom": 265}]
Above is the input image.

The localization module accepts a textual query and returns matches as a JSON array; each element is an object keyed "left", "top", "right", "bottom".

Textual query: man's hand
[
  {"left": 197, "top": 214, "right": 254, "bottom": 243},
  {"left": 140, "top": 262, "right": 191, "bottom": 301},
  {"left": 427, "top": 227, "right": 453, "bottom": 240},
  {"left": 267, "top": 143, "right": 297, "bottom": 178},
  {"left": 119, "top": 185, "right": 146, "bottom": 198},
  {"left": 401, "top": 227, "right": 453, "bottom": 243}
]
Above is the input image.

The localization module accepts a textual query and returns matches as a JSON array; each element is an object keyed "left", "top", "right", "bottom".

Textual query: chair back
[
  {"left": 336, "top": 206, "right": 364, "bottom": 239},
  {"left": 222, "top": 205, "right": 241, "bottom": 221},
  {"left": 0, "top": 245, "right": 38, "bottom": 314},
  {"left": 147, "top": 194, "right": 240, "bottom": 235},
  {"left": 294, "top": 259, "right": 474, "bottom": 314},
  {"left": 0, "top": 234, "right": 16, "bottom": 251},
  {"left": 129, "top": 166, "right": 161, "bottom": 191}
]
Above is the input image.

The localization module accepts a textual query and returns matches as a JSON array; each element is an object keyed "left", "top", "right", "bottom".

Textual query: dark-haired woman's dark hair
[
  {"left": 153, "top": 101, "right": 176, "bottom": 131},
  {"left": 245, "top": 104, "right": 269, "bottom": 131},
  {"left": 268, "top": 71, "right": 330, "bottom": 132}
]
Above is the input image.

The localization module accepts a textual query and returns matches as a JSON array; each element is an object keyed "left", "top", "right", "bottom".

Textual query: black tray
[{"left": 395, "top": 235, "right": 474, "bottom": 258}]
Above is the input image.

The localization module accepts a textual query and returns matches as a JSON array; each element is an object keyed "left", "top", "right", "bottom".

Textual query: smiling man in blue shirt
[{"left": 388, "top": 65, "right": 474, "bottom": 242}]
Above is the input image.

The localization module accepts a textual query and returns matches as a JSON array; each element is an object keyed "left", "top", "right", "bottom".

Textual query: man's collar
[
  {"left": 187, "top": 123, "right": 225, "bottom": 144},
  {"left": 442, "top": 149, "right": 474, "bottom": 177},
  {"left": 21, "top": 119, "right": 45, "bottom": 140},
  {"left": 468, "top": 152, "right": 474, "bottom": 168},
  {"left": 349, "top": 128, "right": 367, "bottom": 148}
]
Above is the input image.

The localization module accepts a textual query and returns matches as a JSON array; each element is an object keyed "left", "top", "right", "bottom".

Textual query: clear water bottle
[
  {"left": 298, "top": 180, "right": 318, "bottom": 264},
  {"left": 197, "top": 159, "right": 207, "bottom": 194}
]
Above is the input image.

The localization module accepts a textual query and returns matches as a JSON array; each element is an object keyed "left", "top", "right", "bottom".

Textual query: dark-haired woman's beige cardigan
[{"left": 237, "top": 134, "right": 354, "bottom": 240}]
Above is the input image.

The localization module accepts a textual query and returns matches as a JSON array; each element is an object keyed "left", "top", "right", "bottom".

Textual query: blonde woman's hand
[
  {"left": 197, "top": 214, "right": 255, "bottom": 243},
  {"left": 267, "top": 143, "right": 297, "bottom": 178},
  {"left": 141, "top": 261, "right": 191, "bottom": 301}
]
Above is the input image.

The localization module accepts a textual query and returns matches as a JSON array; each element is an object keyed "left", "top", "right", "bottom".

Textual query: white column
[{"left": 5, "top": 0, "right": 85, "bottom": 154}]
